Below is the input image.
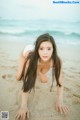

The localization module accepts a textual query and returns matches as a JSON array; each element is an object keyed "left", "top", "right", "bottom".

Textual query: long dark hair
[{"left": 21, "top": 33, "right": 61, "bottom": 92}]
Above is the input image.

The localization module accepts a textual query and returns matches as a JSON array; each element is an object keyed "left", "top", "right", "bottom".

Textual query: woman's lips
[{"left": 42, "top": 56, "right": 48, "bottom": 58}]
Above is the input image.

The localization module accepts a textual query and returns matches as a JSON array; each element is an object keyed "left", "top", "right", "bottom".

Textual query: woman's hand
[
  {"left": 16, "top": 107, "right": 29, "bottom": 120},
  {"left": 55, "top": 101, "right": 68, "bottom": 115}
]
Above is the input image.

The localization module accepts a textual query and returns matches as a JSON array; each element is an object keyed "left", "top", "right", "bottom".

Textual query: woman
[{"left": 16, "top": 33, "right": 68, "bottom": 120}]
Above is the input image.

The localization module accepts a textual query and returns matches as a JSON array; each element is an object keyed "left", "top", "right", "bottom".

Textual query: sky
[{"left": 0, "top": 0, "right": 80, "bottom": 21}]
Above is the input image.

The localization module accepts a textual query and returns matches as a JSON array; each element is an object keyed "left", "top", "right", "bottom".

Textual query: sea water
[{"left": 0, "top": 19, "right": 80, "bottom": 45}]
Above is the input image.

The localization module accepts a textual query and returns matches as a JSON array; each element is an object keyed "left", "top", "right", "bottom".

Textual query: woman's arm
[
  {"left": 16, "top": 51, "right": 30, "bottom": 119},
  {"left": 16, "top": 91, "right": 29, "bottom": 120},
  {"left": 55, "top": 62, "right": 68, "bottom": 114},
  {"left": 20, "top": 90, "right": 29, "bottom": 108},
  {"left": 57, "top": 62, "right": 63, "bottom": 102},
  {"left": 16, "top": 45, "right": 34, "bottom": 119},
  {"left": 16, "top": 64, "right": 30, "bottom": 120}
]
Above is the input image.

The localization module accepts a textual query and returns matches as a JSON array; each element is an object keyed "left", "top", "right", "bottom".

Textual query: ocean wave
[{"left": 0, "top": 29, "right": 80, "bottom": 39}]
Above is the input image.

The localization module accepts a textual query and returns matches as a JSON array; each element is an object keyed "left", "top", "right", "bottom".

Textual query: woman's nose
[{"left": 44, "top": 49, "right": 47, "bottom": 54}]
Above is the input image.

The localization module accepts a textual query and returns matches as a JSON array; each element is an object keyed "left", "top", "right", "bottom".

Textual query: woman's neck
[{"left": 39, "top": 58, "right": 51, "bottom": 65}]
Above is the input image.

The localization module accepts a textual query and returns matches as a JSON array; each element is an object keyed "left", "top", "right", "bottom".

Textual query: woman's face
[{"left": 38, "top": 41, "right": 53, "bottom": 62}]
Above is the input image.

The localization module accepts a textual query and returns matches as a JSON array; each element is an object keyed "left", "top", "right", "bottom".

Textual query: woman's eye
[
  {"left": 40, "top": 48, "right": 43, "bottom": 50},
  {"left": 39, "top": 47, "right": 52, "bottom": 50},
  {"left": 48, "top": 48, "right": 51, "bottom": 50}
]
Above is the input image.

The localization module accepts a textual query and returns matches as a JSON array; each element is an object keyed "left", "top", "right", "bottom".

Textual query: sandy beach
[{"left": 0, "top": 39, "right": 80, "bottom": 120}]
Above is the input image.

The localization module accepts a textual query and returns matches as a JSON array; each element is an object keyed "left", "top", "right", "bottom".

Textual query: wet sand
[{"left": 0, "top": 39, "right": 80, "bottom": 120}]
